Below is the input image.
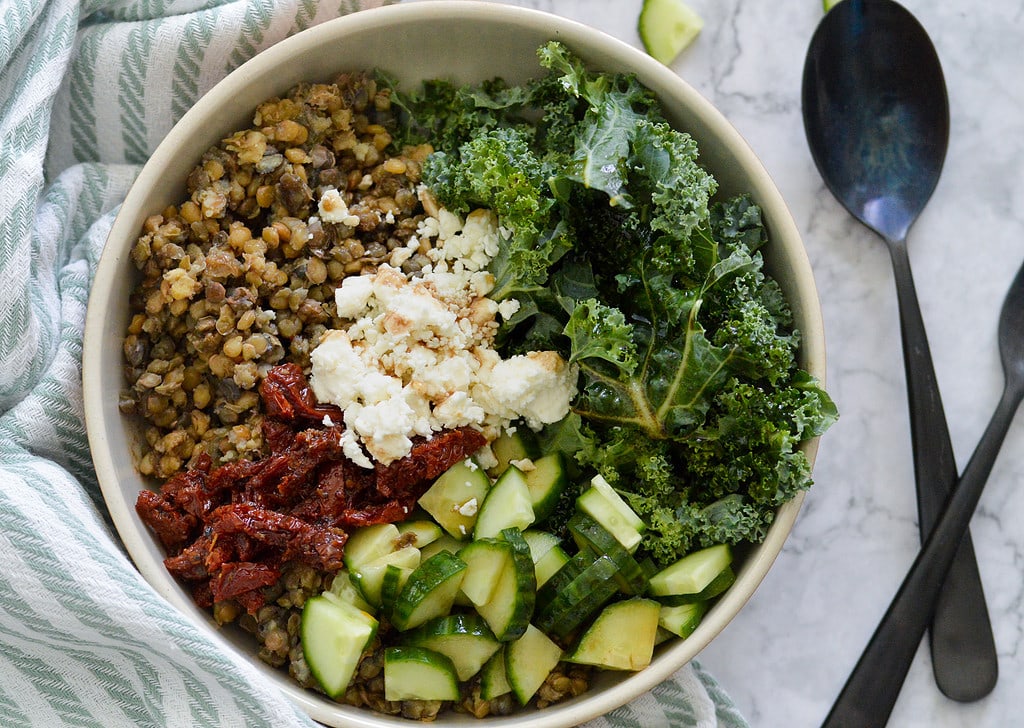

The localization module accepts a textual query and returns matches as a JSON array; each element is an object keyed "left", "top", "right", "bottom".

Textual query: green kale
[{"left": 422, "top": 126, "right": 574, "bottom": 301}]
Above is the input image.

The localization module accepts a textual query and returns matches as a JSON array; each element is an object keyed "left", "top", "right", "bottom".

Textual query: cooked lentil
[{"left": 122, "top": 73, "right": 435, "bottom": 481}]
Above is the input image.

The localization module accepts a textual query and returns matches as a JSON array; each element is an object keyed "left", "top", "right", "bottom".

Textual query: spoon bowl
[
  {"left": 802, "top": 0, "right": 997, "bottom": 708},
  {"left": 803, "top": 0, "right": 948, "bottom": 241}
]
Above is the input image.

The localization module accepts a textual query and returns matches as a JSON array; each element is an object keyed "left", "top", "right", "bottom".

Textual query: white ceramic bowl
[{"left": 84, "top": 3, "right": 825, "bottom": 726}]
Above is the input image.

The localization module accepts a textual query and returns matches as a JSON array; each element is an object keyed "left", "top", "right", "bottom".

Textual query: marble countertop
[{"left": 482, "top": 0, "right": 1024, "bottom": 725}]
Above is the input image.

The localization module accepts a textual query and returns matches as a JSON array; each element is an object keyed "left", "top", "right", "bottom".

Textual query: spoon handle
[
  {"left": 887, "top": 240, "right": 997, "bottom": 700},
  {"left": 822, "top": 381, "right": 1022, "bottom": 728}
]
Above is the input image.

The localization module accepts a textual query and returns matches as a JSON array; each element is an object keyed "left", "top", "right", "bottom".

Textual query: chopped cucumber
[
  {"left": 458, "top": 539, "right": 512, "bottom": 606},
  {"left": 521, "top": 530, "right": 561, "bottom": 563},
  {"left": 490, "top": 428, "right": 539, "bottom": 475},
  {"left": 505, "top": 624, "right": 563, "bottom": 705},
  {"left": 566, "top": 598, "right": 661, "bottom": 671},
  {"left": 419, "top": 531, "right": 462, "bottom": 561},
  {"left": 326, "top": 570, "right": 375, "bottom": 614},
  {"left": 343, "top": 523, "right": 401, "bottom": 570},
  {"left": 380, "top": 563, "right": 414, "bottom": 615},
  {"left": 577, "top": 475, "right": 645, "bottom": 553},
  {"left": 349, "top": 545, "right": 421, "bottom": 607},
  {"left": 534, "top": 544, "right": 570, "bottom": 588},
  {"left": 535, "top": 553, "right": 621, "bottom": 639},
  {"left": 475, "top": 529, "right": 536, "bottom": 641},
  {"left": 522, "top": 452, "right": 568, "bottom": 521},
  {"left": 480, "top": 647, "right": 512, "bottom": 700},
  {"left": 568, "top": 512, "right": 648, "bottom": 595},
  {"left": 418, "top": 458, "right": 490, "bottom": 540},
  {"left": 473, "top": 465, "right": 535, "bottom": 540},
  {"left": 535, "top": 548, "right": 593, "bottom": 614},
  {"left": 301, "top": 595, "right": 378, "bottom": 698},
  {"left": 383, "top": 646, "right": 460, "bottom": 701},
  {"left": 658, "top": 600, "right": 709, "bottom": 639},
  {"left": 648, "top": 543, "right": 732, "bottom": 597},
  {"left": 656, "top": 565, "right": 736, "bottom": 605},
  {"left": 391, "top": 551, "right": 467, "bottom": 631},
  {"left": 396, "top": 519, "right": 443, "bottom": 549},
  {"left": 638, "top": 0, "right": 703, "bottom": 66},
  {"left": 403, "top": 614, "right": 501, "bottom": 681}
]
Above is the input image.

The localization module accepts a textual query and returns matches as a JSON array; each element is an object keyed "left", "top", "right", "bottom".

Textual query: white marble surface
[{"left": 467, "top": 0, "right": 1024, "bottom": 726}]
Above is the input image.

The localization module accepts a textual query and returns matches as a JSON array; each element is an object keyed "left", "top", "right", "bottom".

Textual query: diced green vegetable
[
  {"left": 480, "top": 647, "right": 512, "bottom": 700},
  {"left": 474, "top": 529, "right": 536, "bottom": 641},
  {"left": 534, "top": 544, "right": 570, "bottom": 588},
  {"left": 350, "top": 545, "right": 421, "bottom": 608},
  {"left": 474, "top": 465, "right": 535, "bottom": 539},
  {"left": 384, "top": 646, "right": 460, "bottom": 701},
  {"left": 419, "top": 531, "right": 462, "bottom": 561},
  {"left": 638, "top": 0, "right": 704, "bottom": 66},
  {"left": 343, "top": 523, "right": 401, "bottom": 570},
  {"left": 523, "top": 452, "right": 568, "bottom": 521},
  {"left": 326, "top": 570, "right": 375, "bottom": 614},
  {"left": 566, "top": 597, "right": 661, "bottom": 670},
  {"left": 418, "top": 458, "right": 491, "bottom": 539},
  {"left": 658, "top": 600, "right": 709, "bottom": 638},
  {"left": 380, "top": 563, "right": 414, "bottom": 615},
  {"left": 521, "top": 530, "right": 562, "bottom": 563},
  {"left": 505, "top": 624, "right": 563, "bottom": 705},
  {"left": 301, "top": 595, "right": 378, "bottom": 698},
  {"left": 396, "top": 519, "right": 443, "bottom": 549},
  {"left": 534, "top": 553, "right": 621, "bottom": 639},
  {"left": 567, "top": 512, "right": 648, "bottom": 595},
  {"left": 391, "top": 551, "right": 468, "bottom": 631},
  {"left": 403, "top": 614, "right": 501, "bottom": 681},
  {"left": 648, "top": 543, "right": 732, "bottom": 597},
  {"left": 656, "top": 565, "right": 735, "bottom": 605},
  {"left": 458, "top": 538, "right": 512, "bottom": 606},
  {"left": 577, "top": 475, "right": 646, "bottom": 553},
  {"left": 490, "top": 429, "right": 540, "bottom": 475}
]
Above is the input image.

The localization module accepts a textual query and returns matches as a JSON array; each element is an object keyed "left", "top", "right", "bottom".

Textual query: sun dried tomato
[
  {"left": 259, "top": 362, "right": 342, "bottom": 424},
  {"left": 134, "top": 364, "right": 489, "bottom": 614}
]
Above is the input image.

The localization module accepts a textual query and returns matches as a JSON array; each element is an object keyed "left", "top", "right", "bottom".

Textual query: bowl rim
[{"left": 83, "top": 2, "right": 825, "bottom": 726}]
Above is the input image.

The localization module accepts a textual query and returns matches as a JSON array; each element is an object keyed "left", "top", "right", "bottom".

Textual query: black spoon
[{"left": 801, "top": 0, "right": 997, "bottom": 705}]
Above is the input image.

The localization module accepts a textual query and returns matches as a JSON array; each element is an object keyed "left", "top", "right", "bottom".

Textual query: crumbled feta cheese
[
  {"left": 334, "top": 275, "right": 375, "bottom": 318},
  {"left": 510, "top": 458, "right": 536, "bottom": 473},
  {"left": 457, "top": 498, "right": 479, "bottom": 517},
  {"left": 339, "top": 428, "right": 374, "bottom": 469},
  {"left": 474, "top": 445, "right": 498, "bottom": 471},
  {"left": 472, "top": 350, "right": 579, "bottom": 431},
  {"left": 322, "top": 414, "right": 335, "bottom": 427},
  {"left": 309, "top": 205, "right": 578, "bottom": 467},
  {"left": 318, "top": 187, "right": 360, "bottom": 226},
  {"left": 497, "top": 299, "right": 521, "bottom": 321}
]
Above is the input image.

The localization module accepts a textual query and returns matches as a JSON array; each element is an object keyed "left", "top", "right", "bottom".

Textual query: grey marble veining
[{"left": 407, "top": 0, "right": 1024, "bottom": 725}]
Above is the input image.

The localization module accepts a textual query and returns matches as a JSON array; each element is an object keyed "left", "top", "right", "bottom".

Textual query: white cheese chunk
[{"left": 309, "top": 205, "right": 578, "bottom": 467}]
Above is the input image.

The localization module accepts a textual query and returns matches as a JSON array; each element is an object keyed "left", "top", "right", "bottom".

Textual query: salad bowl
[{"left": 83, "top": 2, "right": 827, "bottom": 726}]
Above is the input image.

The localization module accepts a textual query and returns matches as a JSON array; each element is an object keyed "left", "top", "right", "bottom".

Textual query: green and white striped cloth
[{"left": 0, "top": 1, "right": 751, "bottom": 725}]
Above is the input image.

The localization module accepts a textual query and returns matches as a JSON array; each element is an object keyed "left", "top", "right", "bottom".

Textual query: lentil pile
[
  {"left": 122, "top": 71, "right": 592, "bottom": 720},
  {"left": 122, "top": 73, "right": 436, "bottom": 481}
]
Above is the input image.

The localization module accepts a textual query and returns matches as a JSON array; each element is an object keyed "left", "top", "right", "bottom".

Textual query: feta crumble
[{"left": 309, "top": 205, "right": 578, "bottom": 466}]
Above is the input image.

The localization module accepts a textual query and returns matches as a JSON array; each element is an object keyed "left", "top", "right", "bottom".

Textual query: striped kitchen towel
[{"left": 0, "top": 0, "right": 749, "bottom": 726}]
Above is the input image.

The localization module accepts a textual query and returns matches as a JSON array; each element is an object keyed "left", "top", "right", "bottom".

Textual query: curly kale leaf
[
  {"left": 632, "top": 119, "right": 717, "bottom": 241},
  {"left": 422, "top": 126, "right": 573, "bottom": 301},
  {"left": 538, "top": 41, "right": 664, "bottom": 207}
]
